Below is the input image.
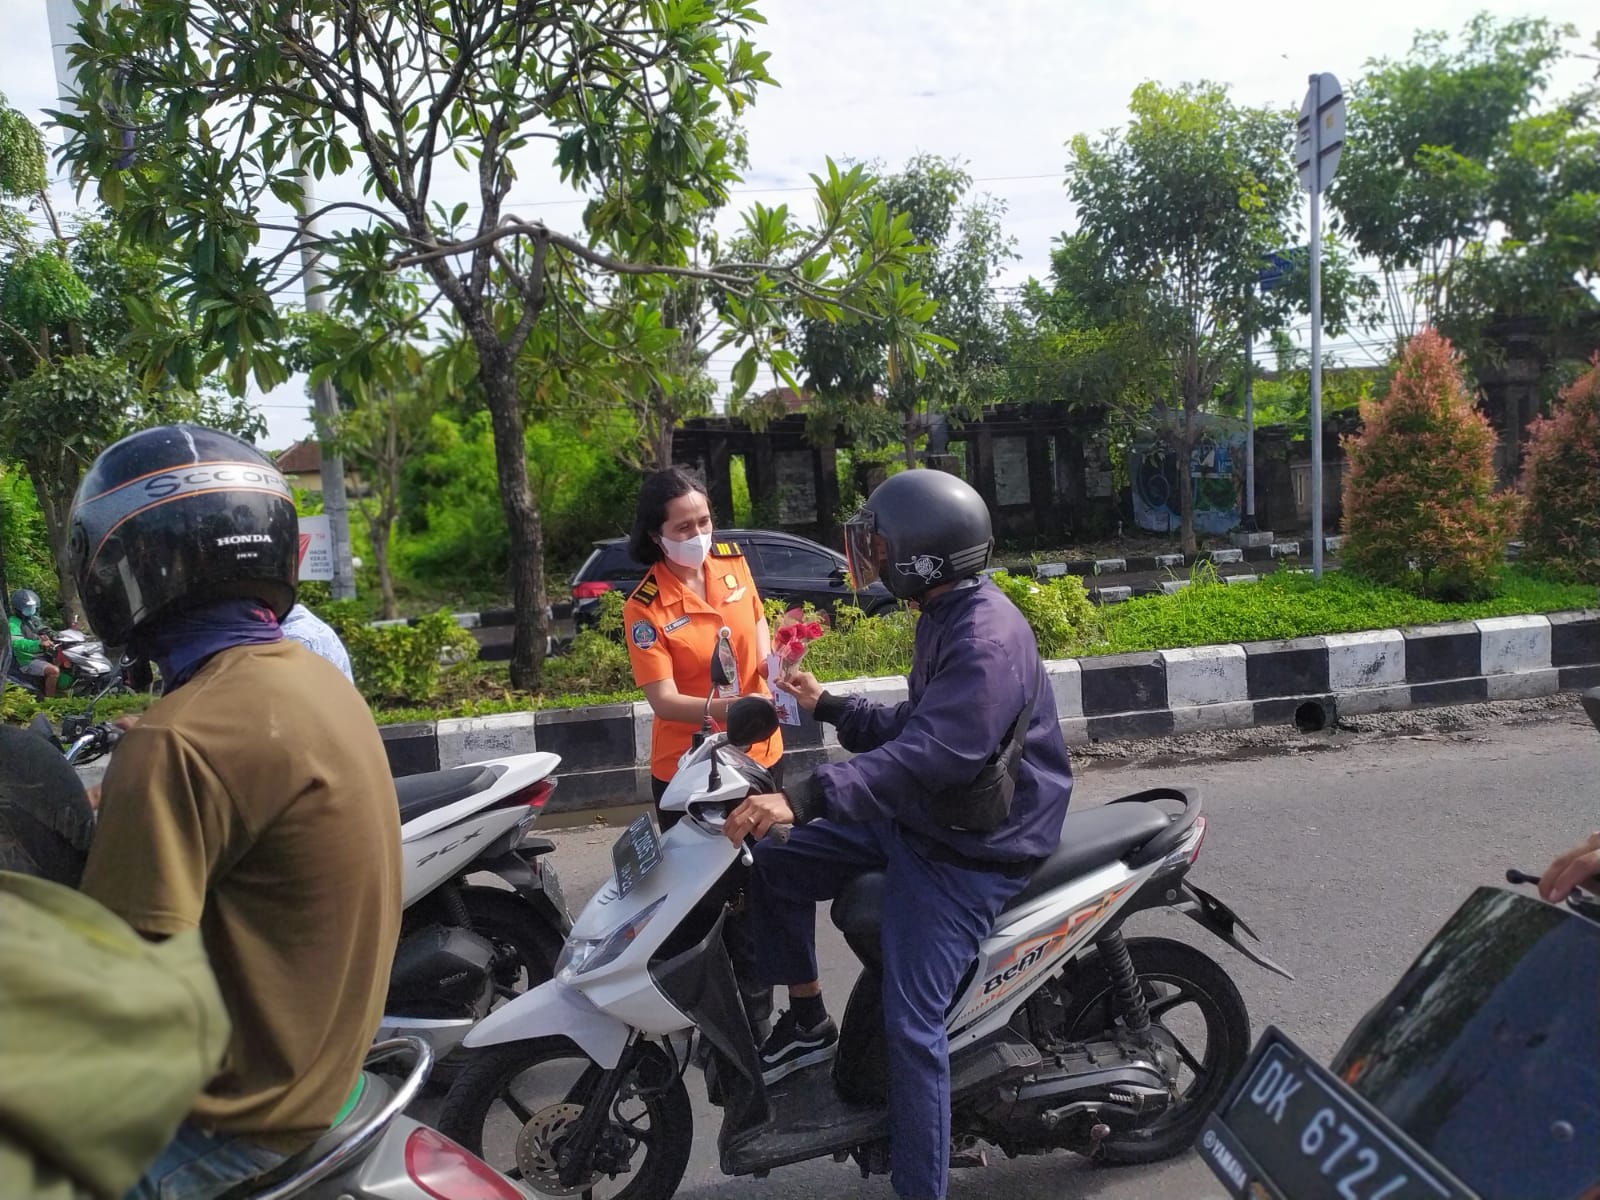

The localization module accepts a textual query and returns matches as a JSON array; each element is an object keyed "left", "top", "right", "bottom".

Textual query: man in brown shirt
[{"left": 67, "top": 424, "right": 401, "bottom": 1199}]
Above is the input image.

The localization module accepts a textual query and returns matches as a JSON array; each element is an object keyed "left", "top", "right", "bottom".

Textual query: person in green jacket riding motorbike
[{"left": 7, "top": 590, "right": 60, "bottom": 698}]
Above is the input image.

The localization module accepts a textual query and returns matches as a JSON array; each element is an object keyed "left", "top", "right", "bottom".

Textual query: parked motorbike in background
[
  {"left": 1198, "top": 690, "right": 1600, "bottom": 1200},
  {"left": 378, "top": 753, "right": 574, "bottom": 1073}
]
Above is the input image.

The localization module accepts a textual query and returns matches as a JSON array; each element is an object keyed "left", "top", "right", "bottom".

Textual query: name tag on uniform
[{"left": 663, "top": 615, "right": 691, "bottom": 633}]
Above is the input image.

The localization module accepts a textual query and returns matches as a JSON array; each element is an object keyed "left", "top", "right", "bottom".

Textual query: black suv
[{"left": 569, "top": 529, "right": 896, "bottom": 630}]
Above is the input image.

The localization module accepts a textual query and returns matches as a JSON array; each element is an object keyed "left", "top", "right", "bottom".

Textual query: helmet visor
[{"left": 843, "top": 514, "right": 884, "bottom": 592}]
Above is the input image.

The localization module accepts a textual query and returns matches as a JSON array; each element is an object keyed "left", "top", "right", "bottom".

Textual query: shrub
[
  {"left": 988, "top": 571, "right": 1100, "bottom": 658},
  {"left": 1341, "top": 329, "right": 1517, "bottom": 600},
  {"left": 1519, "top": 357, "right": 1600, "bottom": 583},
  {"left": 543, "top": 591, "right": 633, "bottom": 695},
  {"left": 803, "top": 603, "right": 917, "bottom": 681},
  {"left": 336, "top": 608, "right": 478, "bottom": 703}
]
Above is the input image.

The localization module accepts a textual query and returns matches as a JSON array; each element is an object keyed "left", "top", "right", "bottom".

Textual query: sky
[{"left": 2, "top": 0, "right": 1595, "bottom": 448}]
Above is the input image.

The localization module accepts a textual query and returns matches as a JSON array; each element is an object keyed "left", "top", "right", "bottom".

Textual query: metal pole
[
  {"left": 1308, "top": 74, "right": 1325, "bottom": 580},
  {"left": 296, "top": 171, "right": 358, "bottom": 601},
  {"left": 1243, "top": 310, "right": 1256, "bottom": 525}
]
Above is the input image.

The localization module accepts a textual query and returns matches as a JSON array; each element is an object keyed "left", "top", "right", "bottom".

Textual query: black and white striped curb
[{"left": 377, "top": 608, "right": 1600, "bottom": 814}]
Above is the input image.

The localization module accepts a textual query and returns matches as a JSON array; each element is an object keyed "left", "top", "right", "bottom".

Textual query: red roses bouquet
[{"left": 772, "top": 608, "right": 825, "bottom": 678}]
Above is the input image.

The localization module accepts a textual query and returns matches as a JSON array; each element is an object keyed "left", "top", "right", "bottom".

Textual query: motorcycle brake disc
[{"left": 515, "top": 1102, "right": 603, "bottom": 1196}]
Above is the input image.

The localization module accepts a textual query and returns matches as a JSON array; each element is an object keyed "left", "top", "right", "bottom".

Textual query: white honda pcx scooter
[
  {"left": 376, "top": 751, "right": 574, "bottom": 1064},
  {"left": 437, "top": 694, "right": 1291, "bottom": 1197}
]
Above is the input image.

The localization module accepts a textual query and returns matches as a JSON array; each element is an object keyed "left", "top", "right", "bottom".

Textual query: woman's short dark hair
[{"left": 629, "top": 467, "right": 709, "bottom": 564}]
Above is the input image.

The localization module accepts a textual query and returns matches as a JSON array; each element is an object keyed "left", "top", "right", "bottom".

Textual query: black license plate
[
  {"left": 1198, "top": 1027, "right": 1474, "bottom": 1200},
  {"left": 611, "top": 814, "right": 663, "bottom": 899}
]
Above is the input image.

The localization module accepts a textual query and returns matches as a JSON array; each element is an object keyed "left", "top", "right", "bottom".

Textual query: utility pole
[{"left": 296, "top": 172, "right": 357, "bottom": 600}]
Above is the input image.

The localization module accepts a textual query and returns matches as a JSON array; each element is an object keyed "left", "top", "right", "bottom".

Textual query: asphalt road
[{"left": 508, "top": 696, "right": 1598, "bottom": 1200}]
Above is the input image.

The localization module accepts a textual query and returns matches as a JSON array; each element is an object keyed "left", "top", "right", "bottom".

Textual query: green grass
[
  {"left": 14, "top": 567, "right": 1588, "bottom": 729},
  {"left": 1090, "top": 567, "right": 1594, "bottom": 655}
]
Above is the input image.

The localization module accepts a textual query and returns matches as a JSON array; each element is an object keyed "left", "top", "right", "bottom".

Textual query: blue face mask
[{"left": 133, "top": 598, "right": 283, "bottom": 691}]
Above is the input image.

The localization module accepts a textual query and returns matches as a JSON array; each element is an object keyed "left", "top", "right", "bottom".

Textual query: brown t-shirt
[{"left": 81, "top": 640, "right": 402, "bottom": 1152}]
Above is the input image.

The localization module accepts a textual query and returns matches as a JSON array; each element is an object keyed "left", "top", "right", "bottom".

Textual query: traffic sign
[
  {"left": 1295, "top": 73, "right": 1345, "bottom": 194},
  {"left": 1258, "top": 248, "right": 1307, "bottom": 293}
]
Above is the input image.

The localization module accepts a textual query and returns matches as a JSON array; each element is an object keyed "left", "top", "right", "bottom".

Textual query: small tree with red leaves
[
  {"left": 1341, "top": 329, "right": 1517, "bottom": 599},
  {"left": 1520, "top": 358, "right": 1600, "bottom": 583}
]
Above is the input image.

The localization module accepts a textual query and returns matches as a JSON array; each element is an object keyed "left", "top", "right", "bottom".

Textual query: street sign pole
[
  {"left": 1241, "top": 302, "right": 1255, "bottom": 526},
  {"left": 1296, "top": 72, "right": 1345, "bottom": 580},
  {"left": 1309, "top": 106, "right": 1323, "bottom": 578}
]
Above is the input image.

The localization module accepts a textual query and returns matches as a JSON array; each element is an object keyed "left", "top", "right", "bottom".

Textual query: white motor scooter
[
  {"left": 437, "top": 696, "right": 1290, "bottom": 1197},
  {"left": 376, "top": 751, "right": 574, "bottom": 1063}
]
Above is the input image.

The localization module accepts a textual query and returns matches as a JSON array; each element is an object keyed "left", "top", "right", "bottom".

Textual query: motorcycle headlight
[{"left": 555, "top": 897, "right": 667, "bottom": 982}]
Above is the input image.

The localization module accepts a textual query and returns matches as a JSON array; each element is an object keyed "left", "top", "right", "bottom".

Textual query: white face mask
[{"left": 660, "top": 531, "right": 712, "bottom": 569}]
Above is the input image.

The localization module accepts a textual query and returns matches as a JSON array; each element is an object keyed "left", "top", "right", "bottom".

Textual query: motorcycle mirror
[
  {"left": 726, "top": 697, "right": 779, "bottom": 748},
  {"left": 1583, "top": 687, "right": 1600, "bottom": 735},
  {"left": 710, "top": 626, "right": 736, "bottom": 692}
]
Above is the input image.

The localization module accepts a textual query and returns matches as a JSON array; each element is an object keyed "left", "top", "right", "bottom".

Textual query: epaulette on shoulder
[
  {"left": 630, "top": 575, "right": 660, "bottom": 606},
  {"left": 709, "top": 540, "right": 742, "bottom": 558}
]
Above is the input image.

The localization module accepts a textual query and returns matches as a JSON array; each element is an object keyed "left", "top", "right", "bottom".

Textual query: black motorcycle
[{"left": 1199, "top": 690, "right": 1600, "bottom": 1200}]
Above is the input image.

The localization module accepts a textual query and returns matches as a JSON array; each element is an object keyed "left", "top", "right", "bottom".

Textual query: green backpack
[{"left": 0, "top": 871, "right": 230, "bottom": 1200}]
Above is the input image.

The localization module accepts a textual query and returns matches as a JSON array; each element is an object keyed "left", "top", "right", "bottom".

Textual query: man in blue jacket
[{"left": 724, "top": 468, "right": 1075, "bottom": 1200}]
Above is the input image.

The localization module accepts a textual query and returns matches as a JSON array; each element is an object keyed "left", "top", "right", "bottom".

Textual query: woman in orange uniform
[
  {"left": 623, "top": 467, "right": 782, "bottom": 1040},
  {"left": 623, "top": 467, "right": 784, "bottom": 809}
]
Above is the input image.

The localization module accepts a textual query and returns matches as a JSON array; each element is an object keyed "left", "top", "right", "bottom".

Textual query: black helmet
[
  {"left": 9, "top": 589, "right": 40, "bottom": 619},
  {"left": 68, "top": 425, "right": 298, "bottom": 646},
  {"left": 844, "top": 468, "right": 993, "bottom": 601}
]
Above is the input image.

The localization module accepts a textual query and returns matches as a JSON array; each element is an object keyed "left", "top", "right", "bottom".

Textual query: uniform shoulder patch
[
  {"left": 709, "top": 541, "right": 742, "bottom": 558},
  {"left": 629, "top": 574, "right": 660, "bottom": 606}
]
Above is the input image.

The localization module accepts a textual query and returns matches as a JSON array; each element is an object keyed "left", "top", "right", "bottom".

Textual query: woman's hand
[
  {"left": 774, "top": 670, "right": 824, "bottom": 712},
  {"left": 1540, "top": 830, "right": 1600, "bottom": 903},
  {"left": 723, "top": 793, "right": 795, "bottom": 845}
]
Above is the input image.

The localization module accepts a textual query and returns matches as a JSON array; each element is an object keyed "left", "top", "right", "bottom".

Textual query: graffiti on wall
[{"left": 1130, "top": 414, "right": 1248, "bottom": 536}]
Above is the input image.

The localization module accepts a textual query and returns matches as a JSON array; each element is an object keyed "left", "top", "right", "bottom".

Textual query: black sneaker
[{"left": 758, "top": 1009, "right": 839, "bottom": 1083}]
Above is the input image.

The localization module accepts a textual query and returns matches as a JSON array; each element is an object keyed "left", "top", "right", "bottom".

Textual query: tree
[
  {"left": 59, "top": 1, "right": 933, "bottom": 688},
  {"left": 0, "top": 97, "right": 258, "bottom": 621},
  {"left": 788, "top": 156, "right": 1014, "bottom": 465},
  {"left": 626, "top": 122, "right": 750, "bottom": 471},
  {"left": 1519, "top": 356, "right": 1600, "bottom": 582},
  {"left": 1331, "top": 16, "right": 1600, "bottom": 348},
  {"left": 1061, "top": 82, "right": 1302, "bottom": 555},
  {"left": 1341, "top": 329, "right": 1516, "bottom": 599},
  {"left": 287, "top": 276, "right": 450, "bottom": 619}
]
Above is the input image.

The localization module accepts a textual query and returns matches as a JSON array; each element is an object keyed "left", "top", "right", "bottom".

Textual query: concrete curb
[{"left": 375, "top": 608, "right": 1600, "bottom": 813}]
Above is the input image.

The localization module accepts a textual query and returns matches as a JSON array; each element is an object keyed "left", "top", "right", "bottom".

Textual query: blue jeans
[
  {"left": 750, "top": 818, "right": 1029, "bottom": 1200},
  {"left": 125, "top": 1120, "right": 288, "bottom": 1200}
]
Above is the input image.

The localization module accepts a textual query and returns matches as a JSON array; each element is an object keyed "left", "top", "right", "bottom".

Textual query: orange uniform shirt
[{"left": 623, "top": 542, "right": 783, "bottom": 782}]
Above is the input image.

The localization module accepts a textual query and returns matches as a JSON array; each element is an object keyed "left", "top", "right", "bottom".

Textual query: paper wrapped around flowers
[{"left": 772, "top": 611, "right": 826, "bottom": 680}]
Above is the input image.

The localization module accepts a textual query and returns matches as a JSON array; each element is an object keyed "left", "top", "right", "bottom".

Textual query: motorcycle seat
[
  {"left": 830, "top": 804, "right": 1172, "bottom": 966},
  {"left": 394, "top": 765, "right": 497, "bottom": 822},
  {"left": 999, "top": 803, "right": 1173, "bottom": 913}
]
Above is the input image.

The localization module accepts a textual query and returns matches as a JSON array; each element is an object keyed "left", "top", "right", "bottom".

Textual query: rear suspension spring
[{"left": 1096, "top": 931, "right": 1151, "bottom": 1037}]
